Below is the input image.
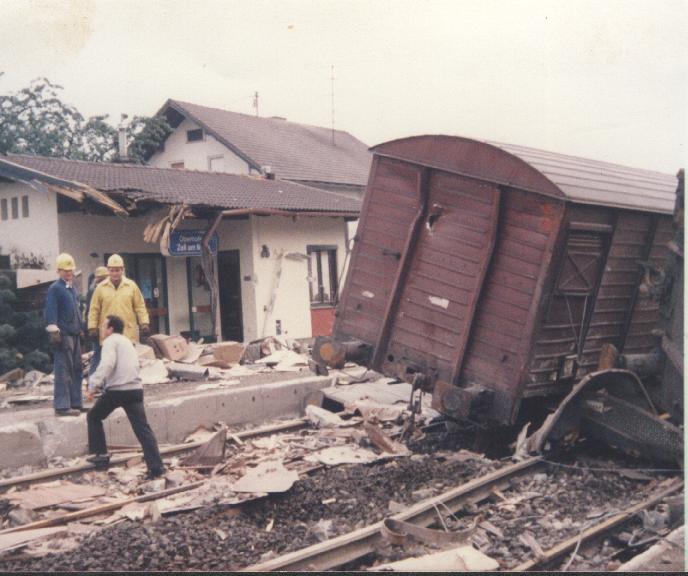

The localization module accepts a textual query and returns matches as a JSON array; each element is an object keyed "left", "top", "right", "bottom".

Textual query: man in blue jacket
[{"left": 44, "top": 253, "right": 84, "bottom": 416}]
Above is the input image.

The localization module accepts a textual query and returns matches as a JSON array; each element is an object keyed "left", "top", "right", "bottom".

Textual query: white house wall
[
  {"left": 250, "top": 215, "right": 348, "bottom": 340},
  {"left": 149, "top": 118, "right": 252, "bottom": 174},
  {"left": 57, "top": 209, "right": 187, "bottom": 334},
  {"left": 0, "top": 182, "right": 59, "bottom": 269},
  {"left": 50, "top": 209, "right": 348, "bottom": 343}
]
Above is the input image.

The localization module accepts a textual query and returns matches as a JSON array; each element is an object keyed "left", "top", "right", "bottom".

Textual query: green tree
[
  {"left": 127, "top": 115, "right": 172, "bottom": 163},
  {"left": 0, "top": 77, "right": 170, "bottom": 163}
]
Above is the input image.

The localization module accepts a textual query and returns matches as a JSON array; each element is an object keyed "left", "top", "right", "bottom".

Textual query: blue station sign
[{"left": 169, "top": 229, "right": 218, "bottom": 256}]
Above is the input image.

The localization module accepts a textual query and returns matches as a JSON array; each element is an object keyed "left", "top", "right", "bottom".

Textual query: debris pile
[
  {"left": 0, "top": 443, "right": 494, "bottom": 571},
  {"left": 0, "top": 335, "right": 312, "bottom": 408}
]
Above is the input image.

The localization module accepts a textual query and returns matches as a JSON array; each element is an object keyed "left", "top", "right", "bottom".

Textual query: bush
[
  {"left": 22, "top": 350, "right": 52, "bottom": 373},
  {"left": 0, "top": 347, "right": 19, "bottom": 375},
  {"left": 0, "top": 275, "right": 54, "bottom": 375}
]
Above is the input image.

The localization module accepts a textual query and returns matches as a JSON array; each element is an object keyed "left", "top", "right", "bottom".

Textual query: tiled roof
[
  {"left": 1, "top": 154, "right": 361, "bottom": 214},
  {"left": 162, "top": 99, "right": 372, "bottom": 186}
]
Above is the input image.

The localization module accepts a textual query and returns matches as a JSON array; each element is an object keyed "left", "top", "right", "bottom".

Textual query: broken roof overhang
[
  {"left": 0, "top": 157, "right": 129, "bottom": 216},
  {"left": 0, "top": 157, "right": 360, "bottom": 218}
]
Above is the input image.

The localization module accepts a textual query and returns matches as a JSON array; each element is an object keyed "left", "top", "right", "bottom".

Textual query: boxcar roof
[{"left": 371, "top": 136, "right": 677, "bottom": 215}]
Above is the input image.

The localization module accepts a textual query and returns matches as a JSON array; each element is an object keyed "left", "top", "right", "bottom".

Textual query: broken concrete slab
[
  {"left": 305, "top": 405, "right": 345, "bottom": 428},
  {"left": 0, "top": 421, "right": 46, "bottom": 468}
]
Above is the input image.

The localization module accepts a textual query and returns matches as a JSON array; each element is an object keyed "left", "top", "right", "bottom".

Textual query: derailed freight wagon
[{"left": 314, "top": 135, "right": 682, "bottom": 459}]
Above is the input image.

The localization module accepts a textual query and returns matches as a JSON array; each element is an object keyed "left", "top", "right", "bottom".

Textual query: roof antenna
[
  {"left": 330, "top": 65, "right": 335, "bottom": 145},
  {"left": 253, "top": 91, "right": 259, "bottom": 117}
]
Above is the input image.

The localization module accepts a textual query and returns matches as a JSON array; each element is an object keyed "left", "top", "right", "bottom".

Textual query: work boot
[
  {"left": 145, "top": 468, "right": 165, "bottom": 480},
  {"left": 71, "top": 406, "right": 89, "bottom": 413},
  {"left": 54, "top": 408, "right": 81, "bottom": 417},
  {"left": 86, "top": 454, "right": 111, "bottom": 469}
]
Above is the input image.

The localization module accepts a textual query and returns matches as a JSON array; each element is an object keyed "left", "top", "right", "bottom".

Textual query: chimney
[
  {"left": 116, "top": 114, "right": 130, "bottom": 162},
  {"left": 262, "top": 165, "right": 275, "bottom": 180}
]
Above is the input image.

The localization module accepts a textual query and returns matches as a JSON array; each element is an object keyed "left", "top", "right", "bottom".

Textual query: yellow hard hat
[
  {"left": 107, "top": 254, "right": 125, "bottom": 268},
  {"left": 94, "top": 266, "right": 109, "bottom": 279},
  {"left": 56, "top": 253, "right": 76, "bottom": 271}
]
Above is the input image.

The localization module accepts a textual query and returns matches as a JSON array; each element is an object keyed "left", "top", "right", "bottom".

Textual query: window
[
  {"left": 186, "top": 128, "right": 204, "bottom": 142},
  {"left": 10, "top": 197, "right": 18, "bottom": 219},
  {"left": 307, "top": 245, "right": 338, "bottom": 305},
  {"left": 170, "top": 161, "right": 185, "bottom": 169},
  {"left": 208, "top": 155, "right": 223, "bottom": 171},
  {"left": 1, "top": 199, "right": 7, "bottom": 221},
  {"left": 21, "top": 196, "right": 29, "bottom": 218}
]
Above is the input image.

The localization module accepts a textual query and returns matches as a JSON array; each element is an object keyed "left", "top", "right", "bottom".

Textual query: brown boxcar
[{"left": 326, "top": 135, "right": 677, "bottom": 426}]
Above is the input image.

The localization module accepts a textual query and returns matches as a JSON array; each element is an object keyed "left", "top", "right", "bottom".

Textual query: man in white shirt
[{"left": 87, "top": 314, "right": 164, "bottom": 479}]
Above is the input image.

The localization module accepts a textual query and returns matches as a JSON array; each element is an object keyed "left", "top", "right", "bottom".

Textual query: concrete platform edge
[{"left": 0, "top": 375, "right": 332, "bottom": 469}]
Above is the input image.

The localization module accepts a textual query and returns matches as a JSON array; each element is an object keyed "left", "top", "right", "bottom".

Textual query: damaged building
[{"left": 0, "top": 155, "right": 361, "bottom": 341}]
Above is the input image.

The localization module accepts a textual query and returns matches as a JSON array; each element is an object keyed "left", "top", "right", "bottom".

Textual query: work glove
[
  {"left": 49, "top": 330, "right": 62, "bottom": 347},
  {"left": 88, "top": 328, "right": 99, "bottom": 341},
  {"left": 140, "top": 324, "right": 151, "bottom": 338}
]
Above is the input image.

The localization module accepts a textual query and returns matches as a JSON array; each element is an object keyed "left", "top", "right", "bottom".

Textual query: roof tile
[
  {"left": 166, "top": 100, "right": 372, "bottom": 185},
  {"left": 3, "top": 154, "right": 361, "bottom": 214}
]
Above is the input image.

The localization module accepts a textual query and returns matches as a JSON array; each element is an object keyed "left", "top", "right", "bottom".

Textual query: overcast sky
[{"left": 1, "top": 0, "right": 686, "bottom": 173}]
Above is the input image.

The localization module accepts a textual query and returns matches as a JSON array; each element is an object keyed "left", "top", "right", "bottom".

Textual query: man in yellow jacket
[{"left": 88, "top": 254, "right": 150, "bottom": 355}]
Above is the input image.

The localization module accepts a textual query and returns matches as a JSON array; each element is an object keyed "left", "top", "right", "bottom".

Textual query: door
[
  {"left": 217, "top": 250, "right": 244, "bottom": 342},
  {"left": 535, "top": 228, "right": 610, "bottom": 381}
]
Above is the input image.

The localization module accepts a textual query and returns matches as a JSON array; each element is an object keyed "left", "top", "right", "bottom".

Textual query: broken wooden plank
[
  {"left": 7, "top": 481, "right": 106, "bottom": 511},
  {"left": 0, "top": 526, "right": 68, "bottom": 555},
  {"left": 180, "top": 428, "right": 226, "bottom": 467},
  {"left": 0, "top": 481, "right": 206, "bottom": 535},
  {"left": 364, "top": 423, "right": 409, "bottom": 454}
]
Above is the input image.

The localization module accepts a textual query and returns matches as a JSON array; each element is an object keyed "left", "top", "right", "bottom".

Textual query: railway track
[
  {"left": 514, "top": 479, "right": 683, "bottom": 571},
  {"left": 244, "top": 456, "right": 544, "bottom": 571},
  {"left": 0, "top": 420, "right": 681, "bottom": 571},
  {"left": 243, "top": 458, "right": 682, "bottom": 572}
]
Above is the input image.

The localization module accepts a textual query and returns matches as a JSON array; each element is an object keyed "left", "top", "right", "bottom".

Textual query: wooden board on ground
[
  {"left": 0, "top": 527, "right": 68, "bottom": 554},
  {"left": 7, "top": 481, "right": 107, "bottom": 510}
]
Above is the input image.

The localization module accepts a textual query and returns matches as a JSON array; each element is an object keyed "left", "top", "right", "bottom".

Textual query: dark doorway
[{"left": 218, "top": 250, "right": 244, "bottom": 342}]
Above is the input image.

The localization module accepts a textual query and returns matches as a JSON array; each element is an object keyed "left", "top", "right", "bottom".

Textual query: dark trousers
[
  {"left": 87, "top": 388, "right": 164, "bottom": 473},
  {"left": 53, "top": 334, "right": 83, "bottom": 410}
]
